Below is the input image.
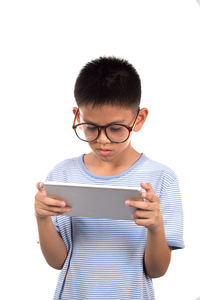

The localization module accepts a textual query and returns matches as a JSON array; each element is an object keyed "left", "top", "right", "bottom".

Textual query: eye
[
  {"left": 109, "top": 125, "right": 123, "bottom": 132},
  {"left": 85, "top": 125, "right": 97, "bottom": 131}
]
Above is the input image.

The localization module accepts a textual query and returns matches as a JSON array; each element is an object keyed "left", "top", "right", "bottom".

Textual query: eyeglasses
[{"left": 72, "top": 108, "right": 140, "bottom": 143}]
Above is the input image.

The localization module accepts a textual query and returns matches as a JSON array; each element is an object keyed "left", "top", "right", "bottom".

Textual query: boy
[{"left": 35, "top": 57, "right": 184, "bottom": 300}]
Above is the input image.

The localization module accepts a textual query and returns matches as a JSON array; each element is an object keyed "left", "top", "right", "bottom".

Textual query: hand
[
  {"left": 125, "top": 182, "right": 163, "bottom": 231},
  {"left": 35, "top": 182, "right": 71, "bottom": 219}
]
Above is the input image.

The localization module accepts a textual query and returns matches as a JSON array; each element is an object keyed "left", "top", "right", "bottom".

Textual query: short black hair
[{"left": 74, "top": 56, "right": 141, "bottom": 109}]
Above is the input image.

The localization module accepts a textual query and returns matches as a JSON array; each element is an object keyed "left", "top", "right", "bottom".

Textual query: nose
[{"left": 96, "top": 128, "right": 111, "bottom": 144}]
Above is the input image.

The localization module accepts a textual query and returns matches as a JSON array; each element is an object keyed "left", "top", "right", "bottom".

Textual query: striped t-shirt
[{"left": 46, "top": 153, "right": 184, "bottom": 300}]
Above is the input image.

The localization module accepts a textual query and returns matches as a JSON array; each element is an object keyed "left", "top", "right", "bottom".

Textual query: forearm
[
  {"left": 144, "top": 220, "right": 171, "bottom": 278},
  {"left": 36, "top": 216, "right": 67, "bottom": 269}
]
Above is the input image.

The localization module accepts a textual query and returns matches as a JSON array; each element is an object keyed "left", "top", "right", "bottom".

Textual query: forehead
[{"left": 79, "top": 104, "right": 134, "bottom": 124}]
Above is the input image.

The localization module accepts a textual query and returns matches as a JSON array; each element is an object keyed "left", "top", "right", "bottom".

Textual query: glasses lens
[
  {"left": 106, "top": 125, "right": 130, "bottom": 142},
  {"left": 75, "top": 124, "right": 99, "bottom": 141}
]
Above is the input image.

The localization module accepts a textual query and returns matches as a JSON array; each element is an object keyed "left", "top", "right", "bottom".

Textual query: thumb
[{"left": 36, "top": 182, "right": 45, "bottom": 193}]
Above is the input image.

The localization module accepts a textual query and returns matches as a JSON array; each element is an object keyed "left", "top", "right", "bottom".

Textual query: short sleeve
[
  {"left": 44, "top": 166, "right": 72, "bottom": 252},
  {"left": 160, "top": 174, "right": 184, "bottom": 250},
  {"left": 51, "top": 215, "right": 72, "bottom": 252},
  {"left": 51, "top": 215, "right": 61, "bottom": 234}
]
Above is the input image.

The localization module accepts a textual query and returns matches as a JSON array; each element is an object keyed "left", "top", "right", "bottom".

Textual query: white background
[{"left": 0, "top": 0, "right": 200, "bottom": 299}]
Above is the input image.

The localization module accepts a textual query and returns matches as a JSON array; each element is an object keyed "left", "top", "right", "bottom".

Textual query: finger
[
  {"left": 140, "top": 183, "right": 157, "bottom": 202},
  {"left": 141, "top": 192, "right": 160, "bottom": 204},
  {"left": 134, "top": 218, "right": 153, "bottom": 227},
  {"left": 140, "top": 191, "right": 154, "bottom": 202},
  {"left": 45, "top": 205, "right": 71, "bottom": 214},
  {"left": 42, "top": 196, "right": 67, "bottom": 208},
  {"left": 140, "top": 182, "right": 153, "bottom": 192},
  {"left": 35, "top": 208, "right": 68, "bottom": 217},
  {"left": 36, "top": 182, "right": 46, "bottom": 193},
  {"left": 125, "top": 199, "right": 153, "bottom": 211},
  {"left": 133, "top": 209, "right": 153, "bottom": 219},
  {"left": 37, "top": 202, "right": 71, "bottom": 214}
]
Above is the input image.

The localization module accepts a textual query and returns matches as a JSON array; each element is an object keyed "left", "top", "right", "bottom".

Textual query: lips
[{"left": 97, "top": 148, "right": 112, "bottom": 156}]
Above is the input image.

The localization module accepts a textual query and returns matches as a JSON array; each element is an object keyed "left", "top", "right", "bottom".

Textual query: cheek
[
  {"left": 119, "top": 142, "right": 129, "bottom": 151},
  {"left": 114, "top": 140, "right": 131, "bottom": 153},
  {"left": 88, "top": 142, "right": 98, "bottom": 151}
]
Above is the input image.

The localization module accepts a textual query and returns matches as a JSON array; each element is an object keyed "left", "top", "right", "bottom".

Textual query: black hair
[{"left": 74, "top": 56, "right": 141, "bottom": 109}]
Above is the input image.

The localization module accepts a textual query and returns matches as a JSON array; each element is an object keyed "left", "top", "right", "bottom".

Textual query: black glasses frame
[{"left": 72, "top": 108, "right": 140, "bottom": 143}]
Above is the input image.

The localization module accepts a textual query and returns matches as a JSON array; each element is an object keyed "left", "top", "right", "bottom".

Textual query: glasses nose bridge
[
  {"left": 98, "top": 124, "right": 107, "bottom": 130},
  {"left": 96, "top": 124, "right": 110, "bottom": 141}
]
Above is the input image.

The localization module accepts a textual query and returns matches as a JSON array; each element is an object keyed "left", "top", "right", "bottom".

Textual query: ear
[
  {"left": 72, "top": 107, "right": 80, "bottom": 123},
  {"left": 133, "top": 108, "right": 148, "bottom": 132}
]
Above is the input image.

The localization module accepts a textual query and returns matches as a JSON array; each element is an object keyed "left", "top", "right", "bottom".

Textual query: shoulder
[
  {"left": 45, "top": 155, "right": 82, "bottom": 182},
  {"left": 142, "top": 154, "right": 178, "bottom": 185},
  {"left": 52, "top": 155, "right": 82, "bottom": 170}
]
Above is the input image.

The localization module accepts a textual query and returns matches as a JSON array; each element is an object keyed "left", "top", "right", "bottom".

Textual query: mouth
[{"left": 96, "top": 148, "right": 112, "bottom": 156}]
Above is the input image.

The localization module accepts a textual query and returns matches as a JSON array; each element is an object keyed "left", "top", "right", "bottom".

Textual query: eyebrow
[{"left": 82, "top": 119, "right": 127, "bottom": 126}]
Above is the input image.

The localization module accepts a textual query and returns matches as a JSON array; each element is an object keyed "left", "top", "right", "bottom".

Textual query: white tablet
[{"left": 43, "top": 182, "right": 141, "bottom": 220}]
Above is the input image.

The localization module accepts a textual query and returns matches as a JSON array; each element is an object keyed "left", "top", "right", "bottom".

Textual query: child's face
[{"left": 73, "top": 104, "right": 147, "bottom": 162}]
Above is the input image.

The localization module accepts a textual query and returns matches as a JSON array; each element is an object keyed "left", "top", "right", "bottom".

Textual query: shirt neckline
[{"left": 79, "top": 152, "right": 147, "bottom": 180}]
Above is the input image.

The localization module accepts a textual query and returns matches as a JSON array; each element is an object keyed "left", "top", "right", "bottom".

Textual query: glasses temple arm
[
  {"left": 130, "top": 107, "right": 140, "bottom": 128},
  {"left": 72, "top": 108, "right": 79, "bottom": 128}
]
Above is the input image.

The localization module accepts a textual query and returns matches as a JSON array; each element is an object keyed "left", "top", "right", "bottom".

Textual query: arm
[
  {"left": 144, "top": 219, "right": 171, "bottom": 278},
  {"left": 125, "top": 182, "right": 171, "bottom": 278},
  {"left": 35, "top": 182, "right": 71, "bottom": 270},
  {"left": 36, "top": 216, "right": 67, "bottom": 270}
]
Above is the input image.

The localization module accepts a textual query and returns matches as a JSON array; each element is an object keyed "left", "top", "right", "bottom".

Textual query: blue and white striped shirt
[{"left": 46, "top": 153, "right": 184, "bottom": 300}]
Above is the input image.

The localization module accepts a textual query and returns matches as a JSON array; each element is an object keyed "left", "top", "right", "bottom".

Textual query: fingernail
[
  {"left": 66, "top": 207, "right": 71, "bottom": 212},
  {"left": 125, "top": 200, "right": 130, "bottom": 205}
]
